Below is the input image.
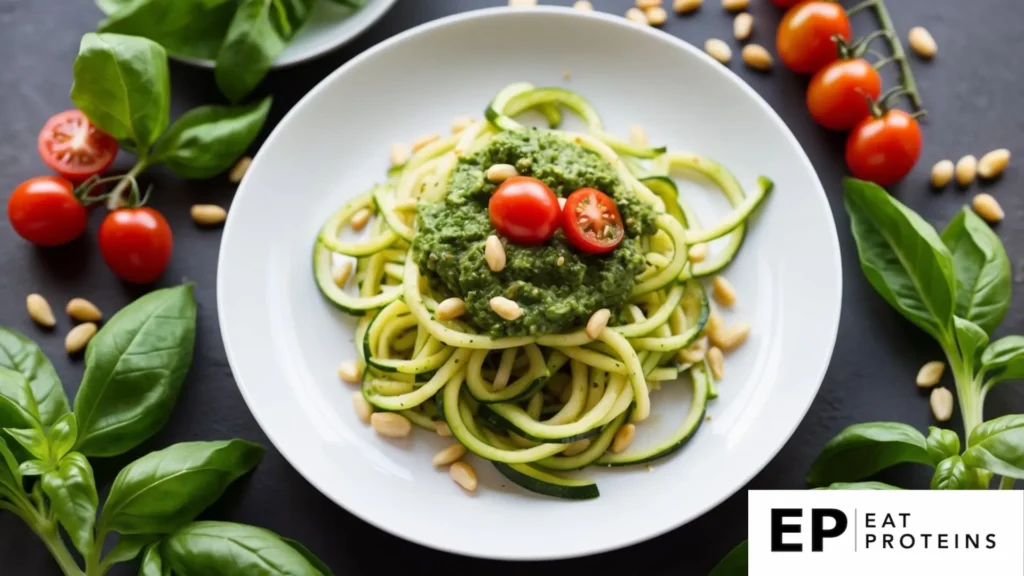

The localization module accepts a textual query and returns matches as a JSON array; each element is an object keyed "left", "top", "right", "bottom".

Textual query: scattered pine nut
[
  {"left": 705, "top": 39, "right": 732, "bottom": 64},
  {"left": 66, "top": 298, "right": 102, "bottom": 323},
  {"left": 674, "top": 0, "right": 702, "bottom": 13},
  {"left": 563, "top": 439, "right": 591, "bottom": 456},
  {"left": 573, "top": 0, "right": 593, "bottom": 10},
  {"left": 490, "top": 297, "right": 523, "bottom": 321},
  {"left": 435, "top": 297, "right": 467, "bottom": 321},
  {"left": 930, "top": 387, "right": 954, "bottom": 422},
  {"left": 190, "top": 204, "right": 228, "bottom": 226},
  {"left": 978, "top": 149, "right": 1011, "bottom": 180},
  {"left": 450, "top": 461, "right": 478, "bottom": 492},
  {"left": 390, "top": 143, "right": 410, "bottom": 167},
  {"left": 228, "top": 156, "right": 252, "bottom": 183},
  {"left": 26, "top": 294, "right": 56, "bottom": 328},
  {"left": 485, "top": 235, "right": 507, "bottom": 272},
  {"left": 338, "top": 360, "right": 362, "bottom": 383},
  {"left": 65, "top": 323, "right": 97, "bottom": 355},
  {"left": 485, "top": 163, "right": 518, "bottom": 183},
  {"left": 556, "top": 256, "right": 565, "bottom": 266},
  {"left": 645, "top": 6, "right": 668, "bottom": 25},
  {"left": 931, "top": 159, "right": 954, "bottom": 188},
  {"left": 722, "top": 0, "right": 748, "bottom": 12},
  {"left": 733, "top": 13, "right": 753, "bottom": 41},
  {"left": 908, "top": 26, "right": 937, "bottom": 59},
  {"left": 742, "top": 44, "right": 773, "bottom": 71},
  {"left": 688, "top": 244, "right": 708, "bottom": 262},
  {"left": 611, "top": 424, "right": 636, "bottom": 453},
  {"left": 704, "top": 312, "right": 724, "bottom": 341},
  {"left": 915, "top": 361, "right": 945, "bottom": 388},
  {"left": 636, "top": 0, "right": 662, "bottom": 8},
  {"left": 451, "top": 116, "right": 475, "bottom": 134},
  {"left": 714, "top": 322, "right": 751, "bottom": 352},
  {"left": 677, "top": 338, "right": 708, "bottom": 365},
  {"left": 712, "top": 276, "right": 737, "bottom": 307},
  {"left": 955, "top": 155, "right": 977, "bottom": 187},
  {"left": 433, "top": 444, "right": 467, "bottom": 467},
  {"left": 586, "top": 308, "right": 611, "bottom": 339},
  {"left": 629, "top": 125, "right": 649, "bottom": 147},
  {"left": 333, "top": 260, "right": 353, "bottom": 288},
  {"left": 371, "top": 412, "right": 412, "bottom": 438},
  {"left": 707, "top": 346, "right": 725, "bottom": 379},
  {"left": 352, "top": 392, "right": 373, "bottom": 423},
  {"left": 435, "top": 421, "right": 452, "bottom": 437},
  {"left": 349, "top": 208, "right": 372, "bottom": 231},
  {"left": 625, "top": 7, "right": 648, "bottom": 24},
  {"left": 972, "top": 193, "right": 1004, "bottom": 223},
  {"left": 411, "top": 133, "right": 440, "bottom": 152}
]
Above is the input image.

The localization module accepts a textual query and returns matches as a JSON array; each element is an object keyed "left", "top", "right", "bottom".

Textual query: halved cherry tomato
[
  {"left": 807, "top": 58, "right": 883, "bottom": 131},
  {"left": 99, "top": 207, "right": 174, "bottom": 284},
  {"left": 845, "top": 109, "right": 922, "bottom": 187},
  {"left": 7, "top": 176, "right": 87, "bottom": 247},
  {"left": 777, "top": 2, "right": 851, "bottom": 74},
  {"left": 488, "top": 176, "right": 561, "bottom": 245},
  {"left": 38, "top": 110, "right": 118, "bottom": 181},
  {"left": 770, "top": 0, "right": 803, "bottom": 6},
  {"left": 562, "top": 188, "right": 624, "bottom": 254}
]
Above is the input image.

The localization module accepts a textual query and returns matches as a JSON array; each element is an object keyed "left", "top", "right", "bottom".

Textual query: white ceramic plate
[
  {"left": 176, "top": 0, "right": 397, "bottom": 68},
  {"left": 218, "top": 7, "right": 842, "bottom": 560}
]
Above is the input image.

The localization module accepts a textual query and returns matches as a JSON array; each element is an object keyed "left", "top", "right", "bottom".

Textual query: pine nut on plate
[
  {"left": 450, "top": 461, "right": 478, "bottom": 492},
  {"left": 433, "top": 444, "right": 467, "bottom": 467},
  {"left": 371, "top": 412, "right": 412, "bottom": 438}
]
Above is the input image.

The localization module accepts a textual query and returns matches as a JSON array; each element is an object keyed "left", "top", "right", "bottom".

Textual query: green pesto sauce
[{"left": 413, "top": 128, "right": 655, "bottom": 337}]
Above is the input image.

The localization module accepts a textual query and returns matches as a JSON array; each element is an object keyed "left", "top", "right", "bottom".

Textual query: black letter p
[{"left": 811, "top": 509, "right": 848, "bottom": 552}]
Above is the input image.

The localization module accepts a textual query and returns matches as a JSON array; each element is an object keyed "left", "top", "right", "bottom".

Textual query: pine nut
[
  {"left": 645, "top": 6, "right": 668, "bottom": 25},
  {"left": 586, "top": 308, "right": 611, "bottom": 339},
  {"left": 674, "top": 0, "right": 702, "bottom": 13},
  {"left": 563, "top": 439, "right": 591, "bottom": 456},
  {"left": 573, "top": 0, "right": 593, "bottom": 10},
  {"left": 435, "top": 297, "right": 466, "bottom": 321},
  {"left": 625, "top": 7, "right": 648, "bottom": 24},
  {"left": 556, "top": 256, "right": 565, "bottom": 266},
  {"left": 722, "top": 0, "right": 748, "bottom": 12},
  {"left": 489, "top": 297, "right": 523, "bottom": 321},
  {"left": 915, "top": 361, "right": 945, "bottom": 388},
  {"left": 191, "top": 204, "right": 227, "bottom": 226},
  {"left": 370, "top": 413, "right": 412, "bottom": 438},
  {"left": 688, "top": 244, "right": 708, "bottom": 262},
  {"left": 714, "top": 322, "right": 750, "bottom": 352},
  {"left": 485, "top": 164, "right": 518, "bottom": 183},
  {"left": 733, "top": 12, "right": 753, "bottom": 41},
  {"left": 349, "top": 207, "right": 372, "bottom": 231},
  {"left": 433, "top": 443, "right": 467, "bottom": 467},
  {"left": 451, "top": 116, "right": 475, "bottom": 134},
  {"left": 333, "top": 260, "right": 353, "bottom": 288},
  {"left": 228, "top": 156, "right": 251, "bottom": 183},
  {"left": 66, "top": 298, "right": 102, "bottom": 322},
  {"left": 485, "top": 235, "right": 506, "bottom": 272},
  {"left": 65, "top": 323, "right": 97, "bottom": 355},
  {"left": 637, "top": 0, "right": 662, "bottom": 8},
  {"left": 677, "top": 338, "right": 707, "bottom": 365},
  {"left": 955, "top": 155, "right": 977, "bottom": 187},
  {"left": 629, "top": 124, "right": 648, "bottom": 147},
  {"left": 704, "top": 312, "right": 724, "bottom": 341},
  {"left": 352, "top": 392, "right": 373, "bottom": 423},
  {"left": 450, "top": 461, "right": 478, "bottom": 492},
  {"left": 930, "top": 387, "right": 954, "bottom": 422},
  {"left": 712, "top": 276, "right": 737, "bottom": 307},
  {"left": 908, "top": 26, "right": 937, "bottom": 59},
  {"left": 972, "top": 193, "right": 1004, "bottom": 223},
  {"left": 931, "top": 159, "right": 954, "bottom": 188},
  {"left": 978, "top": 148, "right": 1011, "bottom": 180},
  {"left": 742, "top": 44, "right": 773, "bottom": 71},
  {"left": 411, "top": 133, "right": 439, "bottom": 153},
  {"left": 390, "top": 143, "right": 410, "bottom": 167},
  {"left": 435, "top": 421, "right": 452, "bottom": 437},
  {"left": 705, "top": 39, "right": 732, "bottom": 64},
  {"left": 26, "top": 294, "right": 56, "bottom": 328},
  {"left": 611, "top": 424, "right": 636, "bottom": 453},
  {"left": 338, "top": 360, "right": 362, "bottom": 383},
  {"left": 707, "top": 346, "right": 725, "bottom": 379}
]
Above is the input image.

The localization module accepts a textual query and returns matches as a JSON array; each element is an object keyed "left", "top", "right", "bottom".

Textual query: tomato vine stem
[{"left": 845, "top": 0, "right": 924, "bottom": 111}]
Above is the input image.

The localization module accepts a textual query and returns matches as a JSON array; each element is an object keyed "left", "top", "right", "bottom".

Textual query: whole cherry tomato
[
  {"left": 488, "top": 176, "right": 561, "bottom": 245},
  {"left": 777, "top": 2, "right": 852, "bottom": 74},
  {"left": 38, "top": 110, "right": 118, "bottom": 182},
  {"left": 561, "top": 188, "right": 624, "bottom": 254},
  {"left": 807, "top": 58, "right": 883, "bottom": 131},
  {"left": 99, "top": 207, "right": 174, "bottom": 284},
  {"left": 7, "top": 176, "right": 87, "bottom": 246},
  {"left": 845, "top": 109, "right": 922, "bottom": 187}
]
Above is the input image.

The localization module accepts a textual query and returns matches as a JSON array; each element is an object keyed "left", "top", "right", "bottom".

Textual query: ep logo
[{"left": 771, "top": 508, "right": 848, "bottom": 552}]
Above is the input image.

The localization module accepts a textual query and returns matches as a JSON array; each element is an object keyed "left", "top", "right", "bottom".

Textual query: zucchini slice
[
  {"left": 313, "top": 243, "right": 401, "bottom": 315},
  {"left": 683, "top": 176, "right": 774, "bottom": 245},
  {"left": 641, "top": 176, "right": 687, "bottom": 228},
  {"left": 318, "top": 189, "right": 398, "bottom": 256},
  {"left": 493, "top": 462, "right": 599, "bottom": 500},
  {"left": 536, "top": 411, "right": 629, "bottom": 471}
]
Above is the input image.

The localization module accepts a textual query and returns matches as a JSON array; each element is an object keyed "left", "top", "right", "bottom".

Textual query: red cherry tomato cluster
[
  {"left": 488, "top": 176, "right": 624, "bottom": 254},
  {"left": 774, "top": 1, "right": 922, "bottom": 186},
  {"left": 6, "top": 110, "right": 174, "bottom": 284}
]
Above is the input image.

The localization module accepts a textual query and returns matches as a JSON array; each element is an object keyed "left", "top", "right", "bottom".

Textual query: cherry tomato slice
[
  {"left": 99, "top": 207, "right": 174, "bottom": 284},
  {"left": 562, "top": 188, "right": 624, "bottom": 254},
  {"left": 7, "top": 176, "right": 88, "bottom": 247},
  {"left": 777, "top": 2, "right": 852, "bottom": 74},
  {"left": 38, "top": 110, "right": 118, "bottom": 181},
  {"left": 845, "top": 110, "right": 922, "bottom": 187},
  {"left": 807, "top": 58, "right": 883, "bottom": 131},
  {"left": 488, "top": 176, "right": 561, "bottom": 245}
]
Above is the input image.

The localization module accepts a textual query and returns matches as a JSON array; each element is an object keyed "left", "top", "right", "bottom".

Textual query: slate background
[{"left": 1, "top": 0, "right": 1022, "bottom": 573}]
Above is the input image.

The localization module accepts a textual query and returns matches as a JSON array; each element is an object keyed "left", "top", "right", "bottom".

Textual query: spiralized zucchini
[{"left": 314, "top": 83, "right": 772, "bottom": 500}]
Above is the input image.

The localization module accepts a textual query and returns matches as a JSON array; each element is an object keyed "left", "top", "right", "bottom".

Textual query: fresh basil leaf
[
  {"left": 931, "top": 455, "right": 975, "bottom": 490},
  {"left": 163, "top": 521, "right": 326, "bottom": 576},
  {"left": 708, "top": 540, "right": 747, "bottom": 576},
  {"left": 71, "top": 33, "right": 170, "bottom": 150},
  {"left": 151, "top": 97, "right": 272, "bottom": 179},
  {"left": 820, "top": 481, "right": 902, "bottom": 490},
  {"left": 843, "top": 178, "right": 956, "bottom": 343},
  {"left": 18, "top": 459, "right": 54, "bottom": 477},
  {"left": 95, "top": 0, "right": 136, "bottom": 15},
  {"left": 282, "top": 537, "right": 334, "bottom": 576},
  {"left": 41, "top": 452, "right": 98, "bottom": 555},
  {"left": 98, "top": 439, "right": 263, "bottom": 535},
  {"left": 0, "top": 368, "right": 43, "bottom": 430},
  {"left": 963, "top": 414, "right": 1024, "bottom": 479},
  {"left": 100, "top": 534, "right": 158, "bottom": 569},
  {"left": 980, "top": 335, "right": 1024, "bottom": 384},
  {"left": 48, "top": 413, "right": 77, "bottom": 462},
  {"left": 98, "top": 0, "right": 238, "bottom": 61},
  {"left": 941, "top": 208, "right": 1011, "bottom": 335},
  {"left": 925, "top": 427, "right": 960, "bottom": 464},
  {"left": 0, "top": 328, "right": 69, "bottom": 427},
  {"left": 73, "top": 285, "right": 196, "bottom": 457},
  {"left": 954, "top": 317, "right": 988, "bottom": 374},
  {"left": 139, "top": 543, "right": 169, "bottom": 576},
  {"left": 0, "top": 437, "right": 22, "bottom": 498},
  {"left": 215, "top": 0, "right": 315, "bottom": 102},
  {"left": 806, "top": 421, "right": 932, "bottom": 486},
  {"left": 5, "top": 426, "right": 49, "bottom": 461}
]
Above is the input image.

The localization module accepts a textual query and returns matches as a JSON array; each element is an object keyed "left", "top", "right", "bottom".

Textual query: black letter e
[{"left": 771, "top": 509, "right": 803, "bottom": 552}]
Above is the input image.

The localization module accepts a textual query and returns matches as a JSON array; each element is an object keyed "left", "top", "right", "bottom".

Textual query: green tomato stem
[
  {"left": 848, "top": 0, "right": 924, "bottom": 110},
  {"left": 105, "top": 157, "right": 149, "bottom": 211},
  {"left": 999, "top": 476, "right": 1016, "bottom": 490}
]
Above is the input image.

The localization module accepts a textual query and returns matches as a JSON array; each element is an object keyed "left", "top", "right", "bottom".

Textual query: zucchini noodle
[{"left": 314, "top": 83, "right": 773, "bottom": 500}]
